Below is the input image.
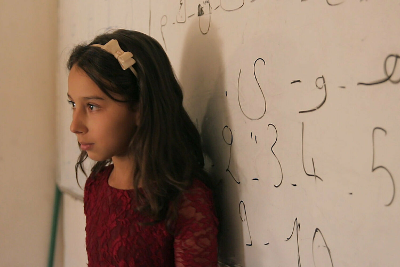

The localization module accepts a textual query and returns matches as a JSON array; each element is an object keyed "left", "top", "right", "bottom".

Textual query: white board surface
[{"left": 57, "top": 1, "right": 400, "bottom": 266}]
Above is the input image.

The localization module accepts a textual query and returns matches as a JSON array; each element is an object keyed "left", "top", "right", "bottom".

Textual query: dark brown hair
[{"left": 67, "top": 29, "right": 209, "bottom": 231}]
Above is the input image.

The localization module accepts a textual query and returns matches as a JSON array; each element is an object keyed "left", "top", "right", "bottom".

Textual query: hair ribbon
[{"left": 92, "top": 39, "right": 138, "bottom": 77}]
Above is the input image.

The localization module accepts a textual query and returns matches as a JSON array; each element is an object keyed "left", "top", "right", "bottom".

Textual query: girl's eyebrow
[
  {"left": 67, "top": 93, "right": 105, "bottom": 100},
  {"left": 83, "top": 96, "right": 105, "bottom": 100}
]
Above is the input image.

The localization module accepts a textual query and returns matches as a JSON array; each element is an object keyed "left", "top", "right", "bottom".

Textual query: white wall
[
  {"left": 58, "top": 1, "right": 400, "bottom": 266},
  {"left": 63, "top": 194, "right": 87, "bottom": 266},
  {"left": 0, "top": 0, "right": 61, "bottom": 266}
]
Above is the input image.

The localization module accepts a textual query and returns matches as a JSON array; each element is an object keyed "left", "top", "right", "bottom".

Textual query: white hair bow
[{"left": 92, "top": 39, "right": 138, "bottom": 77}]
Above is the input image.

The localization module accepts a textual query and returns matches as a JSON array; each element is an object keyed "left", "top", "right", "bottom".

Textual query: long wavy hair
[{"left": 67, "top": 29, "right": 209, "bottom": 231}]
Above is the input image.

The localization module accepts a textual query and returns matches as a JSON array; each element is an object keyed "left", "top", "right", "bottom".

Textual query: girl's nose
[{"left": 70, "top": 110, "right": 87, "bottom": 134}]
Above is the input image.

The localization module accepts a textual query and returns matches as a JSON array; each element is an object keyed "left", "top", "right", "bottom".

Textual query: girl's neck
[{"left": 108, "top": 156, "right": 137, "bottom": 190}]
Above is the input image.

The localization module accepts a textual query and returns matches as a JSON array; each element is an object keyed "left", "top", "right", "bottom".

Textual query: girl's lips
[{"left": 80, "top": 143, "right": 94, "bottom": 150}]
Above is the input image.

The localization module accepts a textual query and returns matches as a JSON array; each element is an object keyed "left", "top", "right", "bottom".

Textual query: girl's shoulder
[
  {"left": 183, "top": 179, "right": 213, "bottom": 199},
  {"left": 178, "top": 179, "right": 216, "bottom": 217}
]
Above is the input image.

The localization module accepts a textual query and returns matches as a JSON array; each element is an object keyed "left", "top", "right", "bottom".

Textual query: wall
[
  {"left": 62, "top": 194, "right": 86, "bottom": 266},
  {"left": 0, "top": 0, "right": 61, "bottom": 266},
  {"left": 58, "top": 1, "right": 400, "bottom": 266}
]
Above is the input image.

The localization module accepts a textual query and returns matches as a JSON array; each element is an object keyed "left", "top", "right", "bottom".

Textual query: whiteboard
[{"left": 57, "top": 0, "right": 400, "bottom": 266}]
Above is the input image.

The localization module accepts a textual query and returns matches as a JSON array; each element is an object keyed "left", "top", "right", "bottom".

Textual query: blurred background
[{"left": 0, "top": 1, "right": 63, "bottom": 266}]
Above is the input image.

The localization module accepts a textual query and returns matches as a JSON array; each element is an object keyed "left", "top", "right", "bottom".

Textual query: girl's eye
[
  {"left": 67, "top": 100, "right": 76, "bottom": 108},
  {"left": 88, "top": 104, "right": 99, "bottom": 111}
]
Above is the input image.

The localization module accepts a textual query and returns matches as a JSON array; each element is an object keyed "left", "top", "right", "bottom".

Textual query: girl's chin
[{"left": 86, "top": 152, "right": 109, "bottom": 162}]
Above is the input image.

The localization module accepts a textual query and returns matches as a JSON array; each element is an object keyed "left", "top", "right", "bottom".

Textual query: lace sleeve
[{"left": 174, "top": 181, "right": 219, "bottom": 267}]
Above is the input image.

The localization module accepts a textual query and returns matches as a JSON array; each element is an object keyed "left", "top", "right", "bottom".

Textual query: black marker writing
[
  {"left": 302, "top": 122, "right": 323, "bottom": 182},
  {"left": 251, "top": 132, "right": 257, "bottom": 143},
  {"left": 198, "top": 4, "right": 204, "bottom": 16},
  {"left": 372, "top": 127, "right": 395, "bottom": 206},
  {"left": 239, "top": 200, "right": 252, "bottom": 246},
  {"left": 222, "top": 126, "right": 240, "bottom": 184},
  {"left": 299, "top": 76, "right": 327, "bottom": 114},
  {"left": 176, "top": 0, "right": 186, "bottom": 23},
  {"left": 286, "top": 218, "right": 301, "bottom": 267},
  {"left": 358, "top": 54, "right": 400, "bottom": 86},
  {"left": 149, "top": 0, "right": 151, "bottom": 35},
  {"left": 238, "top": 58, "right": 267, "bottom": 120},
  {"left": 301, "top": 0, "right": 343, "bottom": 6},
  {"left": 268, "top": 124, "right": 283, "bottom": 188},
  {"left": 198, "top": 1, "right": 212, "bottom": 35},
  {"left": 220, "top": 0, "right": 244, "bottom": 11},
  {"left": 160, "top": 15, "right": 167, "bottom": 50},
  {"left": 312, "top": 228, "right": 334, "bottom": 267},
  {"left": 326, "top": 0, "right": 343, "bottom": 6}
]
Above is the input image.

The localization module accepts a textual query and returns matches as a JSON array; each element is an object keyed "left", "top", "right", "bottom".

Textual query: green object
[{"left": 48, "top": 185, "right": 62, "bottom": 267}]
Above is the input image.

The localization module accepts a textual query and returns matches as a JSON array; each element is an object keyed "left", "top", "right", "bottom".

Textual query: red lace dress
[{"left": 84, "top": 165, "right": 218, "bottom": 267}]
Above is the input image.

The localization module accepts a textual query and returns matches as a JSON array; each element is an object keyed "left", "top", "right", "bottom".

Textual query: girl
[{"left": 67, "top": 29, "right": 218, "bottom": 266}]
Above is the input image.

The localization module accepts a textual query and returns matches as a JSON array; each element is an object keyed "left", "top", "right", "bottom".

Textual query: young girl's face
[{"left": 67, "top": 65, "right": 138, "bottom": 162}]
